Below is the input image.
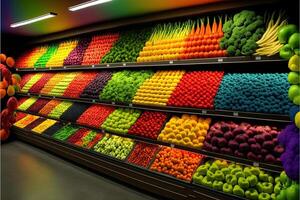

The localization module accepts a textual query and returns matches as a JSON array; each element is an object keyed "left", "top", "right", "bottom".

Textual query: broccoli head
[
  {"left": 227, "top": 45, "right": 236, "bottom": 56},
  {"left": 245, "top": 17, "right": 264, "bottom": 33},
  {"left": 233, "top": 10, "right": 256, "bottom": 27},
  {"left": 223, "top": 20, "right": 233, "bottom": 34},
  {"left": 220, "top": 38, "right": 228, "bottom": 49},
  {"left": 241, "top": 39, "right": 258, "bottom": 55}
]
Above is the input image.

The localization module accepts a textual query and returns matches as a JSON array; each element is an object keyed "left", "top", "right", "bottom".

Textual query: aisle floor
[{"left": 1, "top": 141, "right": 160, "bottom": 200}]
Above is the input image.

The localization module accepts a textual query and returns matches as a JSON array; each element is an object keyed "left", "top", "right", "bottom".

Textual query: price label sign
[
  {"left": 255, "top": 56, "right": 261, "bottom": 60},
  {"left": 253, "top": 162, "right": 259, "bottom": 167},
  {"left": 106, "top": 64, "right": 110, "bottom": 67},
  {"left": 169, "top": 60, "right": 174, "bottom": 64},
  {"left": 202, "top": 110, "right": 207, "bottom": 114},
  {"left": 217, "top": 58, "right": 223, "bottom": 62},
  {"left": 233, "top": 112, "right": 239, "bottom": 116},
  {"left": 92, "top": 65, "right": 95, "bottom": 68}
]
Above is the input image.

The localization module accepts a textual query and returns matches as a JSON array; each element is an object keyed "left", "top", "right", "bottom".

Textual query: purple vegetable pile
[{"left": 63, "top": 37, "right": 91, "bottom": 66}]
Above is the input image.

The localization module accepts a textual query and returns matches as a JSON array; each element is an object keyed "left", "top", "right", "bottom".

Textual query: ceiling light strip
[
  {"left": 10, "top": 12, "right": 57, "bottom": 28},
  {"left": 68, "top": 0, "right": 112, "bottom": 11}
]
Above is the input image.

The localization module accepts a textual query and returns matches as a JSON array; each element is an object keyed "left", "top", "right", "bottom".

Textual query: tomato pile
[
  {"left": 158, "top": 114, "right": 211, "bottom": 149},
  {"left": 128, "top": 111, "right": 168, "bottom": 139},
  {"left": 38, "top": 100, "right": 62, "bottom": 116},
  {"left": 63, "top": 72, "right": 97, "bottom": 98},
  {"left": 29, "top": 73, "right": 55, "bottom": 93},
  {"left": 76, "top": 104, "right": 115, "bottom": 128},
  {"left": 150, "top": 147, "right": 203, "bottom": 181},
  {"left": 167, "top": 71, "right": 224, "bottom": 109},
  {"left": 46, "top": 40, "right": 78, "bottom": 67},
  {"left": 127, "top": 142, "right": 159, "bottom": 167},
  {"left": 64, "top": 38, "right": 91, "bottom": 66},
  {"left": 133, "top": 70, "right": 185, "bottom": 106},
  {"left": 80, "top": 71, "right": 112, "bottom": 99},
  {"left": 27, "top": 99, "right": 50, "bottom": 113},
  {"left": 82, "top": 34, "right": 119, "bottom": 65}
]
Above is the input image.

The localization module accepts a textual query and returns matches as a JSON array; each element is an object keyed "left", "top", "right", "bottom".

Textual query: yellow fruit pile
[
  {"left": 40, "top": 73, "right": 67, "bottom": 95},
  {"left": 32, "top": 119, "right": 57, "bottom": 134},
  {"left": 14, "top": 114, "right": 39, "bottom": 128},
  {"left": 21, "top": 73, "right": 43, "bottom": 93},
  {"left": 158, "top": 114, "right": 211, "bottom": 149},
  {"left": 46, "top": 40, "right": 78, "bottom": 67},
  {"left": 18, "top": 97, "right": 38, "bottom": 111},
  {"left": 27, "top": 46, "right": 48, "bottom": 68},
  {"left": 133, "top": 70, "right": 185, "bottom": 106}
]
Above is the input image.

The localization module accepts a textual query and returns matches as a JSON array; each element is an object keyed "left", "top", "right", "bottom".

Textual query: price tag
[
  {"left": 53, "top": 96, "right": 56, "bottom": 99},
  {"left": 170, "top": 144, "right": 175, "bottom": 148},
  {"left": 101, "top": 129, "right": 105, "bottom": 133},
  {"left": 217, "top": 58, "right": 223, "bottom": 62},
  {"left": 49, "top": 67, "right": 52, "bottom": 70},
  {"left": 253, "top": 162, "right": 259, "bottom": 167},
  {"left": 63, "top": 66, "right": 66, "bottom": 69},
  {"left": 233, "top": 112, "right": 239, "bottom": 116},
  {"left": 129, "top": 103, "right": 133, "bottom": 107},
  {"left": 123, "top": 63, "right": 126, "bottom": 66},
  {"left": 202, "top": 110, "right": 207, "bottom": 114},
  {"left": 92, "top": 65, "right": 95, "bottom": 68},
  {"left": 169, "top": 60, "right": 174, "bottom": 64},
  {"left": 34, "top": 68, "right": 37, "bottom": 71},
  {"left": 92, "top": 99, "right": 96, "bottom": 103},
  {"left": 27, "top": 93, "right": 30, "bottom": 96},
  {"left": 112, "top": 102, "right": 115, "bottom": 105},
  {"left": 106, "top": 64, "right": 110, "bottom": 67},
  {"left": 255, "top": 56, "right": 261, "bottom": 60},
  {"left": 38, "top": 94, "right": 41, "bottom": 98},
  {"left": 16, "top": 68, "right": 19, "bottom": 71}
]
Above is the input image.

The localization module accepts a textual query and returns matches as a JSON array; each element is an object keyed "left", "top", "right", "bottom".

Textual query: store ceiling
[{"left": 1, "top": 0, "right": 221, "bottom": 37}]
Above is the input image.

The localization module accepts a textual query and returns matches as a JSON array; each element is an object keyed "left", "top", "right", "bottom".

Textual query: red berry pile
[
  {"left": 167, "top": 71, "right": 224, "bottom": 109},
  {"left": 29, "top": 73, "right": 55, "bottom": 93},
  {"left": 127, "top": 142, "right": 159, "bottom": 168},
  {"left": 76, "top": 105, "right": 115, "bottom": 128},
  {"left": 128, "top": 111, "right": 168, "bottom": 139},
  {"left": 81, "top": 34, "right": 119, "bottom": 65},
  {"left": 63, "top": 72, "right": 97, "bottom": 98}
]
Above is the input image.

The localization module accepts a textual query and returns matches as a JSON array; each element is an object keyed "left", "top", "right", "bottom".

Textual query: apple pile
[
  {"left": 52, "top": 125, "right": 79, "bottom": 141},
  {"left": 29, "top": 73, "right": 55, "bottom": 93},
  {"left": 193, "top": 159, "right": 280, "bottom": 199},
  {"left": 64, "top": 38, "right": 91, "bottom": 65},
  {"left": 27, "top": 99, "right": 50, "bottom": 113},
  {"left": 21, "top": 73, "right": 44, "bottom": 93},
  {"left": 167, "top": 71, "right": 224, "bottom": 109},
  {"left": 47, "top": 101, "right": 73, "bottom": 119},
  {"left": 133, "top": 70, "right": 185, "bottom": 106},
  {"left": 48, "top": 72, "right": 79, "bottom": 96},
  {"left": 203, "top": 121, "right": 283, "bottom": 163},
  {"left": 82, "top": 33, "right": 119, "bottom": 65},
  {"left": 101, "top": 108, "right": 141, "bottom": 134},
  {"left": 80, "top": 71, "right": 112, "bottom": 99},
  {"left": 34, "top": 44, "right": 59, "bottom": 68},
  {"left": 214, "top": 73, "right": 292, "bottom": 114},
  {"left": 158, "top": 114, "right": 211, "bottom": 149},
  {"left": 63, "top": 72, "right": 97, "bottom": 98},
  {"left": 150, "top": 147, "right": 203, "bottom": 182},
  {"left": 93, "top": 134, "right": 135, "bottom": 160},
  {"left": 127, "top": 142, "right": 159, "bottom": 168},
  {"left": 76, "top": 104, "right": 115, "bottom": 128},
  {"left": 38, "top": 100, "right": 62, "bottom": 116},
  {"left": 46, "top": 40, "right": 78, "bottom": 67},
  {"left": 18, "top": 97, "right": 38, "bottom": 111},
  {"left": 128, "top": 111, "right": 168, "bottom": 139},
  {"left": 100, "top": 70, "right": 153, "bottom": 103},
  {"left": 31, "top": 118, "right": 58, "bottom": 134}
]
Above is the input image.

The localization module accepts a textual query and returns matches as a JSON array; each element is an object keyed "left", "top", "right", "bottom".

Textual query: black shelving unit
[{"left": 16, "top": 109, "right": 284, "bottom": 173}]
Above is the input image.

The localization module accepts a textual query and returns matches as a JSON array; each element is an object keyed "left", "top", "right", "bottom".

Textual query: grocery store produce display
[
  {"left": 214, "top": 73, "right": 292, "bottom": 114},
  {"left": 31, "top": 118, "right": 57, "bottom": 134},
  {"left": 29, "top": 73, "right": 55, "bottom": 93},
  {"left": 101, "top": 108, "right": 141, "bottom": 134},
  {"left": 67, "top": 128, "right": 91, "bottom": 144},
  {"left": 21, "top": 73, "right": 43, "bottom": 92},
  {"left": 13, "top": 114, "right": 39, "bottom": 128},
  {"left": 158, "top": 114, "right": 211, "bottom": 149},
  {"left": 48, "top": 72, "right": 78, "bottom": 96}
]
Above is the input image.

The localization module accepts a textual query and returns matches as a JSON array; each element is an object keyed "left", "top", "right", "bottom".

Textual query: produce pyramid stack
[
  {"left": 40, "top": 73, "right": 67, "bottom": 95},
  {"left": 34, "top": 44, "right": 59, "bottom": 68},
  {"left": 158, "top": 114, "right": 211, "bottom": 149},
  {"left": 63, "top": 37, "right": 92, "bottom": 66},
  {"left": 46, "top": 40, "right": 78, "bottom": 67},
  {"left": 48, "top": 101, "right": 73, "bottom": 119},
  {"left": 137, "top": 22, "right": 192, "bottom": 62},
  {"left": 48, "top": 72, "right": 79, "bottom": 96},
  {"left": 26, "top": 46, "right": 49, "bottom": 68},
  {"left": 81, "top": 33, "right": 119, "bottom": 65},
  {"left": 167, "top": 71, "right": 224, "bottom": 108},
  {"left": 38, "top": 99, "right": 62, "bottom": 116},
  {"left": 101, "top": 29, "right": 151, "bottom": 63},
  {"left": 21, "top": 73, "right": 44, "bottom": 93},
  {"left": 29, "top": 73, "right": 55, "bottom": 93},
  {"left": 100, "top": 70, "right": 153, "bottom": 103},
  {"left": 132, "top": 70, "right": 185, "bottom": 106},
  {"left": 63, "top": 72, "right": 98, "bottom": 98}
]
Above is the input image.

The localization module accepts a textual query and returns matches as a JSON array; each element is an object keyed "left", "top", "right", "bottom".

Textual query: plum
[
  {"left": 218, "top": 137, "right": 228, "bottom": 148},
  {"left": 247, "top": 152, "right": 257, "bottom": 160},
  {"left": 274, "top": 145, "right": 285, "bottom": 157},
  {"left": 246, "top": 130, "right": 256, "bottom": 138},
  {"left": 224, "top": 131, "right": 234, "bottom": 140},
  {"left": 263, "top": 133, "right": 272, "bottom": 141},
  {"left": 233, "top": 127, "right": 245, "bottom": 136},
  {"left": 228, "top": 140, "right": 239, "bottom": 150},
  {"left": 248, "top": 138, "right": 257, "bottom": 144},
  {"left": 206, "top": 133, "right": 212, "bottom": 142},
  {"left": 212, "top": 146, "right": 220, "bottom": 153},
  {"left": 250, "top": 143, "right": 261, "bottom": 154},
  {"left": 272, "top": 138, "right": 279, "bottom": 144},
  {"left": 213, "top": 130, "right": 223, "bottom": 137},
  {"left": 254, "top": 134, "right": 265, "bottom": 144},
  {"left": 234, "top": 150, "right": 245, "bottom": 157},
  {"left": 261, "top": 148, "right": 269, "bottom": 156},
  {"left": 203, "top": 141, "right": 212, "bottom": 151},
  {"left": 235, "top": 134, "right": 247, "bottom": 143},
  {"left": 220, "top": 147, "right": 233, "bottom": 154},
  {"left": 262, "top": 141, "right": 274, "bottom": 150},
  {"left": 239, "top": 142, "right": 250, "bottom": 152},
  {"left": 265, "top": 154, "right": 275, "bottom": 162},
  {"left": 221, "top": 123, "right": 230, "bottom": 132},
  {"left": 211, "top": 136, "right": 219, "bottom": 146},
  {"left": 270, "top": 130, "right": 279, "bottom": 138},
  {"left": 257, "top": 154, "right": 263, "bottom": 161}
]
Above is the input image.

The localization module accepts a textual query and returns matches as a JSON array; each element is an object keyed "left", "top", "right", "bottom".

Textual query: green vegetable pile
[
  {"left": 93, "top": 134, "right": 135, "bottom": 160},
  {"left": 220, "top": 10, "right": 265, "bottom": 56},
  {"left": 101, "top": 29, "right": 152, "bottom": 63},
  {"left": 53, "top": 125, "right": 79, "bottom": 141},
  {"left": 100, "top": 70, "right": 153, "bottom": 103},
  {"left": 101, "top": 108, "right": 141, "bottom": 134}
]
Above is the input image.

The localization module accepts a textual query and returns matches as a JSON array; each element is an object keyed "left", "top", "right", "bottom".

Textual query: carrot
[
  {"left": 217, "top": 16, "right": 223, "bottom": 34},
  {"left": 199, "top": 19, "right": 205, "bottom": 36},
  {"left": 195, "top": 19, "right": 200, "bottom": 35},
  {"left": 212, "top": 17, "right": 217, "bottom": 33},
  {"left": 205, "top": 17, "right": 211, "bottom": 36}
]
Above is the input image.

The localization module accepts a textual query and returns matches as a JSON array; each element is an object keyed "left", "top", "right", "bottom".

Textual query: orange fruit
[
  {"left": 7, "top": 85, "right": 15, "bottom": 96},
  {"left": 6, "top": 57, "right": 15, "bottom": 68},
  {"left": 12, "top": 77, "right": 17, "bottom": 85},
  {"left": 0, "top": 54, "right": 6, "bottom": 63},
  {"left": 0, "top": 79, "right": 8, "bottom": 88},
  {"left": 0, "top": 129, "right": 9, "bottom": 141},
  {"left": 0, "top": 89, "right": 6, "bottom": 98}
]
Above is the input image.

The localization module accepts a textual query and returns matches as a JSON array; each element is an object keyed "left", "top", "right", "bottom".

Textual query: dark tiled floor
[{"left": 1, "top": 141, "right": 159, "bottom": 200}]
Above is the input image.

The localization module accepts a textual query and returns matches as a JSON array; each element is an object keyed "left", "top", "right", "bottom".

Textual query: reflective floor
[{"left": 1, "top": 141, "right": 160, "bottom": 200}]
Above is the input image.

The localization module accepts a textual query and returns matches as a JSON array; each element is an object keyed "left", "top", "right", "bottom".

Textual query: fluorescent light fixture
[
  {"left": 69, "top": 0, "right": 112, "bottom": 11},
  {"left": 10, "top": 12, "right": 57, "bottom": 28}
]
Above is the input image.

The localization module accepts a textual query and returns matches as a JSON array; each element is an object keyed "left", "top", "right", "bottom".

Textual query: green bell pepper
[
  {"left": 202, "top": 176, "right": 213, "bottom": 188},
  {"left": 214, "top": 170, "right": 225, "bottom": 181},
  {"left": 223, "top": 183, "right": 233, "bottom": 194},
  {"left": 259, "top": 172, "right": 269, "bottom": 182},
  {"left": 212, "top": 180, "right": 223, "bottom": 191},
  {"left": 236, "top": 171, "right": 245, "bottom": 179},
  {"left": 208, "top": 163, "right": 219, "bottom": 173},
  {"left": 247, "top": 175, "right": 258, "bottom": 187},
  {"left": 244, "top": 167, "right": 252, "bottom": 177},
  {"left": 193, "top": 175, "right": 204, "bottom": 184},
  {"left": 271, "top": 193, "right": 276, "bottom": 200},
  {"left": 231, "top": 168, "right": 243, "bottom": 175},
  {"left": 274, "top": 183, "right": 282, "bottom": 195},
  {"left": 221, "top": 168, "right": 231, "bottom": 176},
  {"left": 197, "top": 165, "right": 209, "bottom": 176},
  {"left": 226, "top": 174, "right": 237, "bottom": 185},
  {"left": 259, "top": 193, "right": 271, "bottom": 200},
  {"left": 268, "top": 176, "right": 274, "bottom": 184},
  {"left": 207, "top": 170, "right": 215, "bottom": 181},
  {"left": 280, "top": 171, "right": 288, "bottom": 184},
  {"left": 286, "top": 183, "right": 299, "bottom": 200},
  {"left": 250, "top": 167, "right": 260, "bottom": 176},
  {"left": 233, "top": 185, "right": 245, "bottom": 197},
  {"left": 275, "top": 177, "right": 281, "bottom": 184},
  {"left": 238, "top": 177, "right": 250, "bottom": 190},
  {"left": 276, "top": 190, "right": 287, "bottom": 200},
  {"left": 245, "top": 188, "right": 259, "bottom": 200},
  {"left": 258, "top": 182, "right": 273, "bottom": 194}
]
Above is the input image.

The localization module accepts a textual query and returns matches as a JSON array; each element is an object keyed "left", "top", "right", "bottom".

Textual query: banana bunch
[{"left": 255, "top": 11, "right": 287, "bottom": 56}]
